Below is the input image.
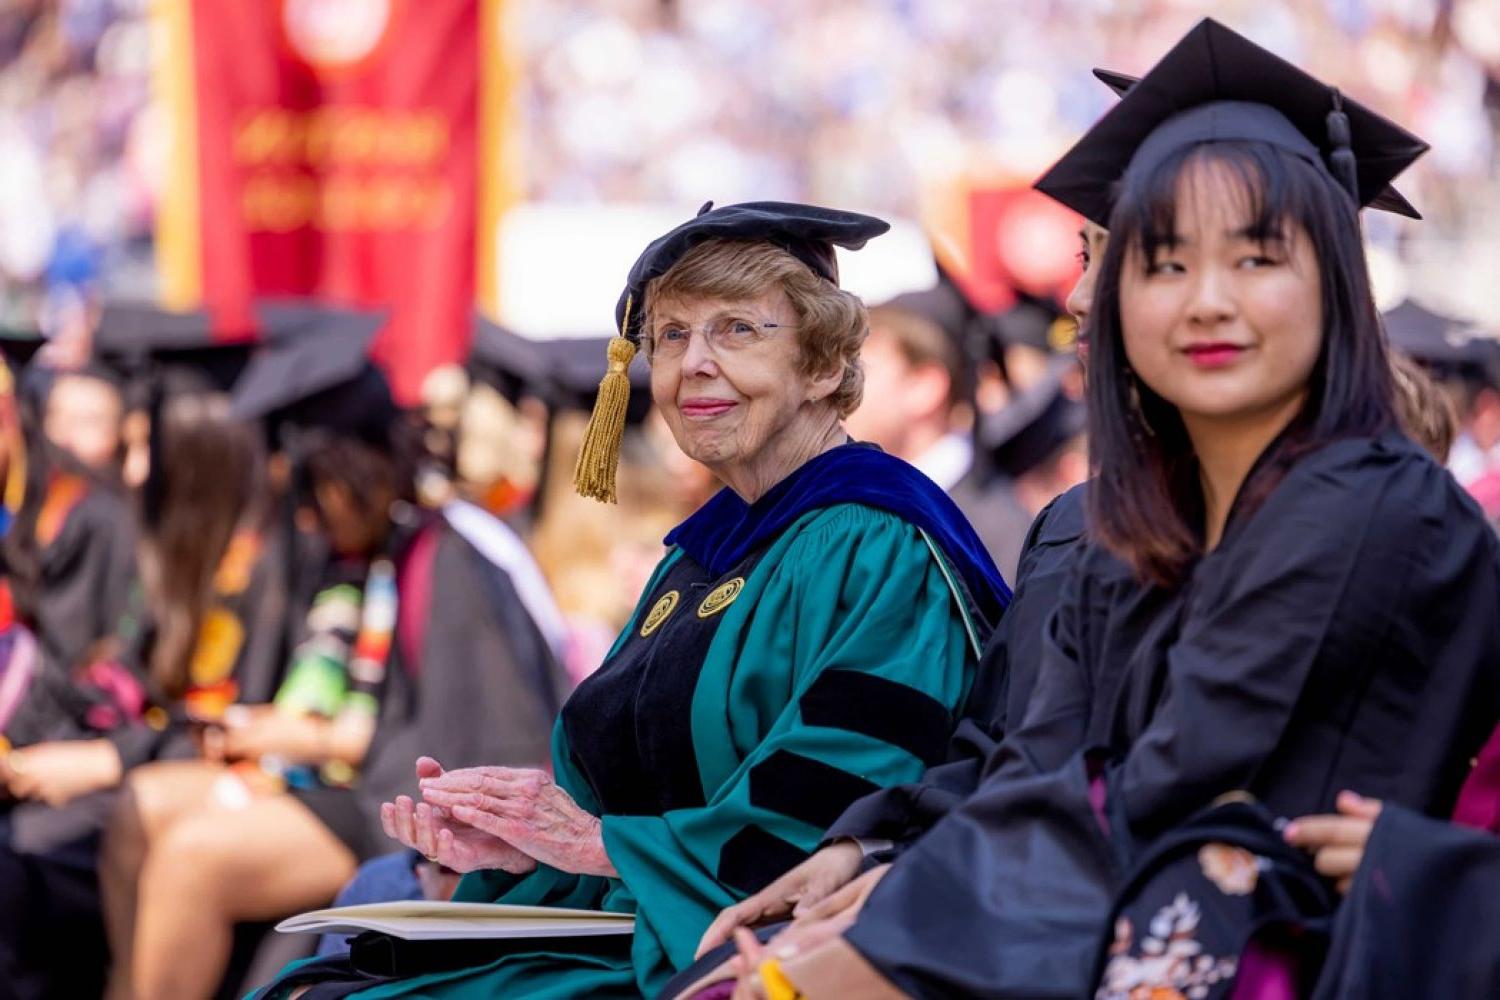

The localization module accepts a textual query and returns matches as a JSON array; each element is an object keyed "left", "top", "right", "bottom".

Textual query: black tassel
[{"left": 1325, "top": 89, "right": 1360, "bottom": 203}]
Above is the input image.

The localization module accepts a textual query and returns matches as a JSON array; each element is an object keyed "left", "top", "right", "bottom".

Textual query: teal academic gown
[{"left": 270, "top": 501, "right": 983, "bottom": 998}]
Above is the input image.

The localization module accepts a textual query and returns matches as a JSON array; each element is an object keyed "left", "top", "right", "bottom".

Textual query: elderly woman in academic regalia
[{"left": 253, "top": 202, "right": 1009, "bottom": 999}]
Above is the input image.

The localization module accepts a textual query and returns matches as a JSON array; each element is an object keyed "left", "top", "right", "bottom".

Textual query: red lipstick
[{"left": 1182, "top": 342, "right": 1246, "bottom": 369}]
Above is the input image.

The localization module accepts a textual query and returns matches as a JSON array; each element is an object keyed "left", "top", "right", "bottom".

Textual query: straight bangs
[
  {"left": 1086, "top": 141, "right": 1396, "bottom": 588},
  {"left": 1126, "top": 141, "right": 1324, "bottom": 273}
]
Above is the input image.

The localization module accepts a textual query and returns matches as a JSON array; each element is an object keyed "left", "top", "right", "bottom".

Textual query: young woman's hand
[
  {"left": 757, "top": 864, "right": 891, "bottom": 963},
  {"left": 697, "top": 840, "right": 864, "bottom": 957},
  {"left": 1284, "top": 790, "right": 1383, "bottom": 894}
]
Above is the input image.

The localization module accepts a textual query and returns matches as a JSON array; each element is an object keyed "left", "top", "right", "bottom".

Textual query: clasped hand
[{"left": 380, "top": 756, "right": 617, "bottom": 878}]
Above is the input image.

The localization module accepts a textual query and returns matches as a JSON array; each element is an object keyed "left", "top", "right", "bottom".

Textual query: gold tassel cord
[{"left": 573, "top": 326, "right": 638, "bottom": 503}]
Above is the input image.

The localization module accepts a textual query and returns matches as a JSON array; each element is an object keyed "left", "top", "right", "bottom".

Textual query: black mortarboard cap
[
  {"left": 885, "top": 281, "right": 975, "bottom": 354},
  {"left": 0, "top": 330, "right": 47, "bottom": 372},
  {"left": 537, "top": 336, "right": 653, "bottom": 423},
  {"left": 469, "top": 315, "right": 552, "bottom": 405},
  {"left": 1036, "top": 18, "right": 1428, "bottom": 226},
  {"left": 228, "top": 306, "right": 393, "bottom": 444},
  {"left": 993, "top": 296, "right": 1075, "bottom": 356},
  {"left": 979, "top": 359, "right": 1086, "bottom": 478},
  {"left": 1384, "top": 300, "right": 1500, "bottom": 388},
  {"left": 1086, "top": 65, "right": 1419, "bottom": 220},
  {"left": 615, "top": 200, "right": 890, "bottom": 344},
  {"left": 94, "top": 302, "right": 253, "bottom": 394}
]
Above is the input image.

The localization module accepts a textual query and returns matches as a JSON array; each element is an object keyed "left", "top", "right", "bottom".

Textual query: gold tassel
[{"left": 573, "top": 296, "right": 638, "bottom": 503}]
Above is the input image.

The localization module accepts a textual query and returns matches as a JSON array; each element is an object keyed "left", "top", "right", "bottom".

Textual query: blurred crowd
[{"left": 3, "top": 0, "right": 1499, "bottom": 325}]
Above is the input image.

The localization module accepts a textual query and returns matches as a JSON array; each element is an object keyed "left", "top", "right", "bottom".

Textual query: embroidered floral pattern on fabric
[
  {"left": 1096, "top": 893, "right": 1239, "bottom": 1000},
  {"left": 1197, "top": 843, "right": 1261, "bottom": 896}
]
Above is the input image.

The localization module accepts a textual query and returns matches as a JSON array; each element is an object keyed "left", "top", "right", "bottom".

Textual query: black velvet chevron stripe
[
  {"left": 799, "top": 669, "right": 950, "bottom": 766},
  {"left": 718, "top": 825, "right": 812, "bottom": 895},
  {"left": 749, "top": 750, "right": 881, "bottom": 830}
]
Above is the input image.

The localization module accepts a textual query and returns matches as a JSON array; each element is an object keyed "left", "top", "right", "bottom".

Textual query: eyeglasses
[{"left": 642, "top": 316, "right": 795, "bottom": 362}]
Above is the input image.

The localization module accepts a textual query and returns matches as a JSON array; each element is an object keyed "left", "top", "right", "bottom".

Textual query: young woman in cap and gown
[
  {"left": 709, "top": 20, "right": 1500, "bottom": 999},
  {"left": 102, "top": 323, "right": 570, "bottom": 999},
  {"left": 678, "top": 219, "right": 1110, "bottom": 994},
  {"left": 250, "top": 201, "right": 1009, "bottom": 1000}
]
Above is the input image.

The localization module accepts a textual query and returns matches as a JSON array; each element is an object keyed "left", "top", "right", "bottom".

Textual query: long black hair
[{"left": 1085, "top": 140, "right": 1396, "bottom": 587}]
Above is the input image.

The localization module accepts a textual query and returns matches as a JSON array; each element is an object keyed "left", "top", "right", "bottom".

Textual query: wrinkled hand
[
  {"left": 698, "top": 840, "right": 863, "bottom": 957},
  {"left": 380, "top": 758, "right": 536, "bottom": 875},
  {"left": 1284, "top": 790, "right": 1383, "bottom": 895},
  {"left": 2, "top": 739, "right": 122, "bottom": 806},
  {"left": 759, "top": 863, "right": 891, "bottom": 962},
  {"left": 419, "top": 764, "right": 616, "bottom": 878}
]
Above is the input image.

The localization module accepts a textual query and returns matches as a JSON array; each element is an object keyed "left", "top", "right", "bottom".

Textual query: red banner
[
  {"left": 155, "top": 0, "right": 513, "bottom": 404},
  {"left": 923, "top": 175, "right": 1082, "bottom": 315}
]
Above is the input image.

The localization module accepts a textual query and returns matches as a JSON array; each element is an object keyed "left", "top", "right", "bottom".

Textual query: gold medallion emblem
[
  {"left": 640, "top": 591, "right": 680, "bottom": 637},
  {"left": 697, "top": 577, "right": 745, "bottom": 618}
]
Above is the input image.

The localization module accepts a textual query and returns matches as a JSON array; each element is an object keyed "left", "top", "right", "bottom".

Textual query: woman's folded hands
[{"left": 380, "top": 756, "right": 618, "bottom": 878}]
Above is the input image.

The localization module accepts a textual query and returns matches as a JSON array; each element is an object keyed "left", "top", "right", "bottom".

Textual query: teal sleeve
[{"left": 602, "top": 505, "right": 976, "bottom": 977}]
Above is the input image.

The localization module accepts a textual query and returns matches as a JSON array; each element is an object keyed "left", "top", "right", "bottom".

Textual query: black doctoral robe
[{"left": 845, "top": 431, "right": 1500, "bottom": 999}]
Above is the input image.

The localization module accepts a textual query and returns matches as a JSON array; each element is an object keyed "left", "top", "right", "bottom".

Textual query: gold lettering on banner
[
  {"left": 239, "top": 173, "right": 453, "bottom": 232},
  {"left": 233, "top": 109, "right": 451, "bottom": 168}
]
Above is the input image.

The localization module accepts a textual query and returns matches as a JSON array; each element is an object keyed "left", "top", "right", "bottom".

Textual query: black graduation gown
[
  {"left": 947, "top": 466, "right": 1035, "bottom": 582},
  {"left": 823, "top": 483, "right": 1087, "bottom": 850},
  {"left": 32, "top": 485, "right": 137, "bottom": 671},
  {"left": 845, "top": 431, "right": 1500, "bottom": 999},
  {"left": 317, "top": 518, "right": 570, "bottom": 861},
  {"left": 2, "top": 485, "right": 137, "bottom": 746},
  {"left": 1313, "top": 805, "right": 1500, "bottom": 998},
  {"left": 101, "top": 524, "right": 295, "bottom": 773}
]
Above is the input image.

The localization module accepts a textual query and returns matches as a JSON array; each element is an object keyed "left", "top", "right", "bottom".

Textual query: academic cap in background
[
  {"left": 577, "top": 200, "right": 889, "bottom": 502},
  {"left": 979, "top": 359, "right": 1086, "bottom": 479},
  {"left": 0, "top": 330, "right": 47, "bottom": 373},
  {"left": 94, "top": 303, "right": 251, "bottom": 396},
  {"left": 992, "top": 295, "right": 1077, "bottom": 356},
  {"left": 468, "top": 318, "right": 653, "bottom": 421},
  {"left": 469, "top": 315, "right": 551, "bottom": 406},
  {"left": 1384, "top": 300, "right": 1500, "bottom": 389},
  {"left": 537, "top": 336, "right": 653, "bottom": 423},
  {"left": 1035, "top": 18, "right": 1428, "bottom": 226},
  {"left": 228, "top": 307, "right": 394, "bottom": 446},
  {"left": 93, "top": 300, "right": 388, "bottom": 398},
  {"left": 879, "top": 270, "right": 989, "bottom": 399}
]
